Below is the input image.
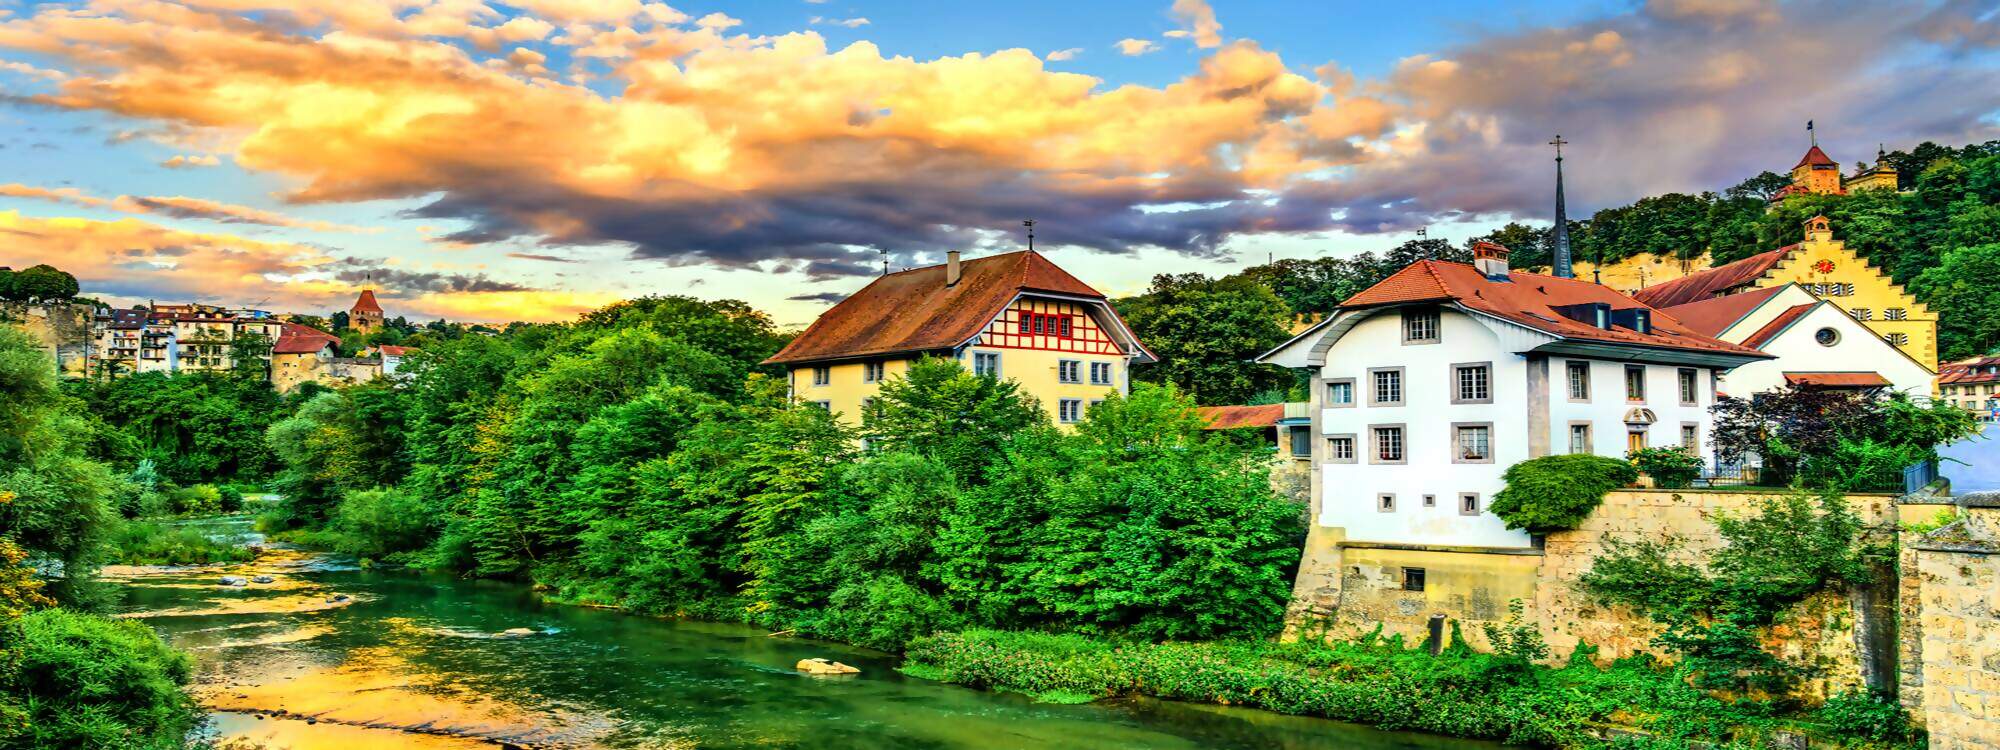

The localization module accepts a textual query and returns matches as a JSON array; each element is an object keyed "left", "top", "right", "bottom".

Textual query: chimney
[
  {"left": 946, "top": 250, "right": 962, "bottom": 286},
  {"left": 1472, "top": 241, "right": 1512, "bottom": 281}
]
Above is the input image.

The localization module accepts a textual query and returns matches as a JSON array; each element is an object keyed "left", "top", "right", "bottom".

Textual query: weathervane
[{"left": 1024, "top": 219, "right": 1036, "bottom": 252}]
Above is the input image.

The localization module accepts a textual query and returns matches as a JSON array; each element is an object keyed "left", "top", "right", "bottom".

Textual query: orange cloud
[{"left": 0, "top": 183, "right": 372, "bottom": 232}]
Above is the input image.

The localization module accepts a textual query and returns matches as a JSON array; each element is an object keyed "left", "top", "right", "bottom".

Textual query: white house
[
  {"left": 1258, "top": 243, "right": 1771, "bottom": 549},
  {"left": 1658, "top": 283, "right": 1933, "bottom": 399}
]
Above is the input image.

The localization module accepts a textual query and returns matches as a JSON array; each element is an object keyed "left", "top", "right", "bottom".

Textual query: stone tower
[{"left": 349, "top": 289, "right": 383, "bottom": 334}]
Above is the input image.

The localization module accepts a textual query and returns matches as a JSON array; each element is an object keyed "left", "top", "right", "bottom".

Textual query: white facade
[
  {"left": 1700, "top": 286, "right": 1934, "bottom": 399},
  {"left": 1277, "top": 304, "right": 1731, "bottom": 550}
]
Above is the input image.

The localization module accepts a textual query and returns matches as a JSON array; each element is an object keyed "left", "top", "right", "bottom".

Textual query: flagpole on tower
[{"left": 1024, "top": 219, "right": 1036, "bottom": 252}]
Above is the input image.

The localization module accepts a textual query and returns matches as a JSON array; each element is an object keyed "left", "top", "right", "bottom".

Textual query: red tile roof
[
  {"left": 350, "top": 290, "right": 383, "bottom": 314},
  {"left": 1195, "top": 404, "right": 1286, "bottom": 430},
  {"left": 1739, "top": 303, "right": 1817, "bottom": 349},
  {"left": 377, "top": 345, "right": 409, "bottom": 356},
  {"left": 1657, "top": 285, "right": 1790, "bottom": 337},
  {"left": 1795, "top": 145, "right": 1837, "bottom": 169},
  {"left": 764, "top": 251, "right": 1148, "bottom": 365},
  {"left": 273, "top": 321, "right": 340, "bottom": 354},
  {"left": 1631, "top": 247, "right": 1793, "bottom": 308},
  {"left": 1784, "top": 372, "right": 1892, "bottom": 388},
  {"left": 1940, "top": 356, "right": 2000, "bottom": 385},
  {"left": 1339, "top": 260, "right": 1769, "bottom": 358}
]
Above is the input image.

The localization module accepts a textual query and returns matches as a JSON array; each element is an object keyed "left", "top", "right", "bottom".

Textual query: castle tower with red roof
[{"left": 349, "top": 289, "right": 384, "bottom": 334}]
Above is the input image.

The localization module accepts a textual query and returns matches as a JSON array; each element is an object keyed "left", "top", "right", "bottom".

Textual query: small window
[
  {"left": 1459, "top": 493, "right": 1481, "bottom": 516},
  {"left": 973, "top": 352, "right": 1001, "bottom": 377},
  {"left": 1288, "top": 427, "right": 1310, "bottom": 458},
  {"left": 1372, "top": 426, "right": 1405, "bottom": 463},
  {"left": 1815, "top": 327, "right": 1840, "bottom": 346},
  {"left": 1625, "top": 365, "right": 1646, "bottom": 402},
  {"left": 1090, "top": 361, "right": 1114, "bottom": 385},
  {"left": 1327, "top": 379, "right": 1355, "bottom": 406},
  {"left": 1058, "top": 360, "right": 1081, "bottom": 384},
  {"left": 1089, "top": 399, "right": 1105, "bottom": 411},
  {"left": 1678, "top": 368, "right": 1698, "bottom": 406},
  {"left": 1402, "top": 567, "right": 1426, "bottom": 592},
  {"left": 1567, "top": 361, "right": 1591, "bottom": 401},
  {"left": 1884, "top": 308, "right": 1908, "bottom": 321},
  {"left": 1327, "top": 436, "right": 1355, "bottom": 462},
  {"left": 1680, "top": 424, "right": 1698, "bottom": 450},
  {"left": 1422, "top": 494, "right": 1436, "bottom": 507},
  {"left": 1454, "top": 363, "right": 1491, "bottom": 403},
  {"left": 1569, "top": 423, "right": 1592, "bottom": 454},
  {"left": 1370, "top": 368, "right": 1404, "bottom": 406},
  {"left": 863, "top": 361, "right": 885, "bottom": 383},
  {"left": 1058, "top": 398, "right": 1082, "bottom": 424},
  {"left": 1851, "top": 308, "right": 1873, "bottom": 321},
  {"left": 812, "top": 366, "right": 831, "bottom": 386},
  {"left": 1020, "top": 312, "right": 1074, "bottom": 339},
  {"left": 1886, "top": 332, "right": 1909, "bottom": 346},
  {"left": 811, "top": 400, "right": 832, "bottom": 410},
  {"left": 1378, "top": 493, "right": 1396, "bottom": 512},
  {"left": 1402, "top": 308, "right": 1441, "bottom": 344},
  {"left": 1454, "top": 424, "right": 1492, "bottom": 463}
]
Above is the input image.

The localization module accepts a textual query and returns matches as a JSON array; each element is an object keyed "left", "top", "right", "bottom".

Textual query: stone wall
[
  {"left": 1908, "top": 494, "right": 2000, "bottom": 749},
  {"left": 0, "top": 301, "right": 93, "bottom": 376}
]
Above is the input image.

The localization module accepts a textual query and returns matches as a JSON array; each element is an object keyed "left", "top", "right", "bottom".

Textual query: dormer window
[{"left": 1402, "top": 307, "right": 1440, "bottom": 344}]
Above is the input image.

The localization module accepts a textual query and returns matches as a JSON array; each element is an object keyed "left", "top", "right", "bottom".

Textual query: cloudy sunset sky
[{"left": 2, "top": 0, "right": 1997, "bottom": 326}]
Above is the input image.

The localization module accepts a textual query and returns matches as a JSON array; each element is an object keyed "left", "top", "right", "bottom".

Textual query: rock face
[
  {"left": 219, "top": 576, "right": 248, "bottom": 586},
  {"left": 795, "top": 658, "right": 860, "bottom": 676}
]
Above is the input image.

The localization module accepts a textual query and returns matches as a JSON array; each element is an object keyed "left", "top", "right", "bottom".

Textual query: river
[{"left": 109, "top": 517, "right": 1502, "bottom": 750}]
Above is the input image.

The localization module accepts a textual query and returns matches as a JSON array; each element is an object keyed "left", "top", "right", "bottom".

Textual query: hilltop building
[
  {"left": 1772, "top": 142, "right": 1900, "bottom": 201},
  {"left": 1658, "top": 282, "right": 1933, "bottom": 398},
  {"left": 763, "top": 250, "right": 1154, "bottom": 427},
  {"left": 1258, "top": 242, "right": 1770, "bottom": 549},
  {"left": 1630, "top": 216, "right": 1937, "bottom": 371},
  {"left": 1939, "top": 356, "right": 2000, "bottom": 421},
  {"left": 270, "top": 321, "right": 382, "bottom": 392},
  {"left": 349, "top": 289, "right": 384, "bottom": 334}
]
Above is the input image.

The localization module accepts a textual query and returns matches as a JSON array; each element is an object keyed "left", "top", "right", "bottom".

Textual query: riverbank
[{"left": 900, "top": 630, "right": 1923, "bottom": 750}]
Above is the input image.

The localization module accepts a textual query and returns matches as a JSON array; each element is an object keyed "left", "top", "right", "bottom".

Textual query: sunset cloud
[
  {"left": 1115, "top": 38, "right": 1160, "bottom": 56},
  {"left": 161, "top": 154, "right": 221, "bottom": 168},
  {"left": 0, "top": 183, "right": 371, "bottom": 233},
  {"left": 1167, "top": 0, "right": 1224, "bottom": 48}
]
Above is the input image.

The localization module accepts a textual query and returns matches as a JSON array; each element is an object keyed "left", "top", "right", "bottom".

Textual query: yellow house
[
  {"left": 763, "top": 250, "right": 1156, "bottom": 426},
  {"left": 1632, "top": 216, "right": 1937, "bottom": 371}
]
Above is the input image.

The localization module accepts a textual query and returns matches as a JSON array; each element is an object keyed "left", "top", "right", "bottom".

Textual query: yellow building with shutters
[
  {"left": 763, "top": 250, "right": 1155, "bottom": 427},
  {"left": 1631, "top": 216, "right": 1937, "bottom": 372}
]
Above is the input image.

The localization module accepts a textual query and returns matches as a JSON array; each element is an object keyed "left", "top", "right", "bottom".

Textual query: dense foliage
[
  {"left": 1112, "top": 273, "right": 1296, "bottom": 405},
  {"left": 1629, "top": 446, "right": 1703, "bottom": 489},
  {"left": 904, "top": 628, "right": 1919, "bottom": 749},
  {"left": 1711, "top": 386, "right": 1976, "bottom": 491},
  {"left": 1581, "top": 491, "right": 1869, "bottom": 694},
  {"left": 0, "top": 265, "right": 80, "bottom": 304},
  {"left": 1488, "top": 455, "right": 1639, "bottom": 534},
  {"left": 64, "top": 370, "right": 287, "bottom": 485},
  {"left": 261, "top": 300, "right": 1304, "bottom": 650},
  {"left": 0, "top": 609, "right": 198, "bottom": 750}
]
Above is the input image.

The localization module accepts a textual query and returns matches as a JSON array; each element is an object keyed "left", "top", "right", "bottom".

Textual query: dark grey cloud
[
  {"left": 333, "top": 266, "right": 537, "bottom": 294},
  {"left": 787, "top": 292, "right": 849, "bottom": 304},
  {"left": 505, "top": 252, "right": 581, "bottom": 263}
]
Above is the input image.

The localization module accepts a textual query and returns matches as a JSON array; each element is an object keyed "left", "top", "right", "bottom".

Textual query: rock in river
[
  {"left": 497, "top": 628, "right": 538, "bottom": 638},
  {"left": 795, "top": 658, "right": 860, "bottom": 675},
  {"left": 325, "top": 594, "right": 350, "bottom": 603},
  {"left": 219, "top": 576, "right": 248, "bottom": 587},
  {"left": 250, "top": 575, "right": 274, "bottom": 584}
]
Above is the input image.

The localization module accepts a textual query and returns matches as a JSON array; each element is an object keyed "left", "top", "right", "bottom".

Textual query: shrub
[
  {"left": 1489, "top": 455, "right": 1638, "bottom": 533},
  {"left": 0, "top": 609, "right": 199, "bottom": 750},
  {"left": 328, "top": 487, "right": 437, "bottom": 558},
  {"left": 166, "top": 484, "right": 221, "bottom": 515},
  {"left": 105, "top": 520, "right": 255, "bottom": 566},
  {"left": 216, "top": 485, "right": 246, "bottom": 513},
  {"left": 1628, "top": 446, "right": 1702, "bottom": 489}
]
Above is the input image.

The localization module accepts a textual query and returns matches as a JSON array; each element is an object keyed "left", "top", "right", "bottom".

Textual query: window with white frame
[
  {"left": 1625, "top": 365, "right": 1646, "bottom": 402},
  {"left": 863, "top": 361, "right": 885, "bottom": 383},
  {"left": 1058, "top": 398, "right": 1082, "bottom": 424},
  {"left": 973, "top": 352, "right": 1001, "bottom": 377},
  {"left": 1058, "top": 360, "right": 1081, "bottom": 384},
  {"left": 1327, "top": 379, "right": 1355, "bottom": 407},
  {"left": 1680, "top": 423, "right": 1698, "bottom": 450},
  {"left": 1327, "top": 435, "right": 1355, "bottom": 463},
  {"left": 1370, "top": 368, "right": 1404, "bottom": 406},
  {"left": 1567, "top": 361, "right": 1591, "bottom": 401},
  {"left": 1090, "top": 361, "right": 1113, "bottom": 385},
  {"left": 811, "top": 366, "right": 831, "bottom": 386},
  {"left": 1852, "top": 307, "right": 1874, "bottom": 321},
  {"left": 1372, "top": 425, "right": 1405, "bottom": 463},
  {"left": 1886, "top": 332, "right": 1909, "bottom": 346},
  {"left": 1402, "top": 307, "right": 1440, "bottom": 344},
  {"left": 1453, "top": 363, "right": 1491, "bottom": 404},
  {"left": 1885, "top": 308, "right": 1908, "bottom": 321},
  {"left": 1453, "top": 423, "right": 1492, "bottom": 463},
  {"left": 1569, "top": 423, "right": 1592, "bottom": 454},
  {"left": 1678, "top": 368, "right": 1699, "bottom": 406}
]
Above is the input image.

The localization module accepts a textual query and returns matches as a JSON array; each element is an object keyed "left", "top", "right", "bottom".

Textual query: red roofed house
[
  {"left": 270, "top": 321, "right": 381, "bottom": 392},
  {"left": 1939, "top": 356, "right": 2000, "bottom": 422},
  {"left": 763, "top": 250, "right": 1154, "bottom": 427},
  {"left": 1258, "top": 241, "right": 1770, "bottom": 551},
  {"left": 1657, "top": 283, "right": 1932, "bottom": 399}
]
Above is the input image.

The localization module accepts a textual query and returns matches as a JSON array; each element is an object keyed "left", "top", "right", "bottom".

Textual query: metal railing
[{"left": 1904, "top": 458, "right": 1939, "bottom": 495}]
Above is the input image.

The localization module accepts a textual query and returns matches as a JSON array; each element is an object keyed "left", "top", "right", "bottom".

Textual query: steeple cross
[{"left": 1549, "top": 135, "right": 1568, "bottom": 161}]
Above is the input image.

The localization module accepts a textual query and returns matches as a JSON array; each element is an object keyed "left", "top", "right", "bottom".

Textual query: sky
[{"left": 1, "top": 0, "right": 1998, "bottom": 328}]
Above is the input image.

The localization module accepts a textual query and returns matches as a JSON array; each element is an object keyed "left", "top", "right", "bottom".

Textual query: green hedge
[
  {"left": 0, "top": 609, "right": 200, "bottom": 750},
  {"left": 1489, "top": 455, "right": 1638, "bottom": 533}
]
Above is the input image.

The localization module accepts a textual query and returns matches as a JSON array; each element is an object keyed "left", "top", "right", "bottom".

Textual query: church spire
[{"left": 1550, "top": 135, "right": 1574, "bottom": 279}]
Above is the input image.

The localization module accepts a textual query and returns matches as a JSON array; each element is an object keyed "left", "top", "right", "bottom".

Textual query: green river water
[{"left": 110, "top": 517, "right": 1503, "bottom": 750}]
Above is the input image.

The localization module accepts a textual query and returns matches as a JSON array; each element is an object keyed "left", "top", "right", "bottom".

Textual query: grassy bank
[
  {"left": 107, "top": 520, "right": 258, "bottom": 566},
  {"left": 902, "top": 629, "right": 1921, "bottom": 750}
]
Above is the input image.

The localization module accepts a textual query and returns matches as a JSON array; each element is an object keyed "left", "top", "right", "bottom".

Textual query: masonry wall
[
  {"left": 1908, "top": 500, "right": 2000, "bottom": 749},
  {"left": 0, "top": 302, "right": 93, "bottom": 377}
]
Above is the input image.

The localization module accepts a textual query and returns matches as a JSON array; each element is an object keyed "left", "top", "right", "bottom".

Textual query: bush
[
  {"left": 217, "top": 485, "right": 245, "bottom": 513},
  {"left": 166, "top": 484, "right": 221, "bottom": 515},
  {"left": 105, "top": 520, "right": 256, "bottom": 566},
  {"left": 0, "top": 609, "right": 199, "bottom": 750},
  {"left": 1628, "top": 446, "right": 1702, "bottom": 489},
  {"left": 1489, "top": 455, "right": 1638, "bottom": 533},
  {"left": 275, "top": 488, "right": 439, "bottom": 560}
]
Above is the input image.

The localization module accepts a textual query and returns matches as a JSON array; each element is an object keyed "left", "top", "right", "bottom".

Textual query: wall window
[
  {"left": 1288, "top": 428, "right": 1311, "bottom": 458},
  {"left": 1371, "top": 425, "right": 1406, "bottom": 464},
  {"left": 1452, "top": 422, "right": 1493, "bottom": 463},
  {"left": 1090, "top": 361, "right": 1113, "bottom": 385},
  {"left": 1567, "top": 361, "right": 1591, "bottom": 401},
  {"left": 1377, "top": 493, "right": 1396, "bottom": 512},
  {"left": 1058, "top": 398, "right": 1082, "bottom": 424},
  {"left": 1369, "top": 367, "right": 1405, "bottom": 406},
  {"left": 1851, "top": 307, "right": 1874, "bottom": 321},
  {"left": 1402, "top": 307, "right": 1441, "bottom": 344},
  {"left": 1680, "top": 423, "right": 1699, "bottom": 451},
  {"left": 1402, "top": 567, "right": 1426, "bottom": 592},
  {"left": 1884, "top": 308, "right": 1908, "bottom": 321},
  {"left": 811, "top": 366, "right": 831, "bottom": 386},
  {"left": 1627, "top": 429, "right": 1647, "bottom": 453},
  {"left": 973, "top": 352, "right": 1001, "bottom": 377},
  {"left": 863, "top": 361, "right": 885, "bottom": 383},
  {"left": 1678, "top": 368, "right": 1699, "bottom": 406},
  {"left": 1422, "top": 494, "right": 1436, "bottom": 507},
  {"left": 1326, "top": 378, "right": 1356, "bottom": 407},
  {"left": 811, "top": 400, "right": 832, "bottom": 410},
  {"left": 1452, "top": 362, "right": 1492, "bottom": 404},
  {"left": 1815, "top": 327, "right": 1840, "bottom": 346},
  {"left": 1569, "top": 423, "right": 1592, "bottom": 454},
  {"left": 1886, "top": 332, "right": 1910, "bottom": 346},
  {"left": 1058, "top": 359, "right": 1081, "bottom": 384},
  {"left": 1327, "top": 435, "right": 1356, "bottom": 463},
  {"left": 1625, "top": 365, "right": 1646, "bottom": 402},
  {"left": 1459, "top": 492, "right": 1481, "bottom": 516},
  {"left": 1018, "top": 312, "right": 1075, "bottom": 338}
]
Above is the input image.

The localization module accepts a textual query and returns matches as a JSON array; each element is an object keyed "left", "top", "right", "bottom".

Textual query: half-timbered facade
[{"left": 763, "top": 250, "right": 1154, "bottom": 427}]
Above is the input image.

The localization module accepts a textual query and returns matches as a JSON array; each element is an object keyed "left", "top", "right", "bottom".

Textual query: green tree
[
  {"left": 860, "top": 357, "right": 1044, "bottom": 483},
  {"left": 1114, "top": 274, "right": 1293, "bottom": 405},
  {"left": 0, "top": 326, "right": 116, "bottom": 605},
  {"left": 1913, "top": 243, "right": 2000, "bottom": 360}
]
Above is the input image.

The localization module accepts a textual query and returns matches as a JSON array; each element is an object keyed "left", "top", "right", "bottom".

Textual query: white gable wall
[{"left": 1719, "top": 303, "right": 1935, "bottom": 398}]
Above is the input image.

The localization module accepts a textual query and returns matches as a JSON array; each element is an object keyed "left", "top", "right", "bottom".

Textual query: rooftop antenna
[
  {"left": 1550, "top": 134, "right": 1575, "bottom": 279},
  {"left": 1023, "top": 219, "right": 1036, "bottom": 252}
]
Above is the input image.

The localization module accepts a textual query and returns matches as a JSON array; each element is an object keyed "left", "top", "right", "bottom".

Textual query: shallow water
[{"left": 114, "top": 518, "right": 1505, "bottom": 749}]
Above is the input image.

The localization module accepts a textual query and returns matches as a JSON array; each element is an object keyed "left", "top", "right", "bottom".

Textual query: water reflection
[{"left": 116, "top": 520, "right": 1506, "bottom": 749}]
